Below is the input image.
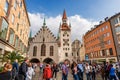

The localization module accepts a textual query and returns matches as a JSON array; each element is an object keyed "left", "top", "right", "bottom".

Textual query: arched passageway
[
  {"left": 30, "top": 58, "right": 40, "bottom": 63},
  {"left": 43, "top": 58, "right": 54, "bottom": 64}
]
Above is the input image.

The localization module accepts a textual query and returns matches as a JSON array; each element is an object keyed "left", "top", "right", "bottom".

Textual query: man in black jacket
[{"left": 19, "top": 57, "right": 29, "bottom": 80}]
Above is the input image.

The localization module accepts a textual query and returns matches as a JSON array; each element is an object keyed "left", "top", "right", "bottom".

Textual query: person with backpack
[
  {"left": 43, "top": 64, "right": 52, "bottom": 80},
  {"left": 19, "top": 57, "right": 29, "bottom": 80},
  {"left": 77, "top": 61, "right": 84, "bottom": 80}
]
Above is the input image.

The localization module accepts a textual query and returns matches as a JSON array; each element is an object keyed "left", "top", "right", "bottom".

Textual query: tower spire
[{"left": 62, "top": 9, "right": 67, "bottom": 20}]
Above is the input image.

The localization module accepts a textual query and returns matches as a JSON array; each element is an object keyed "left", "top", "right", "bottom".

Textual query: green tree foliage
[{"left": 0, "top": 51, "right": 24, "bottom": 64}]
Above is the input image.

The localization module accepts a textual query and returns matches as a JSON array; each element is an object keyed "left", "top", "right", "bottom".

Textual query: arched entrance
[
  {"left": 30, "top": 58, "right": 40, "bottom": 63},
  {"left": 43, "top": 58, "right": 54, "bottom": 64}
]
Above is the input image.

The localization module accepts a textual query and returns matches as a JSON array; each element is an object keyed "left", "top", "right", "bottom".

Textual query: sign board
[{"left": 85, "top": 55, "right": 89, "bottom": 60}]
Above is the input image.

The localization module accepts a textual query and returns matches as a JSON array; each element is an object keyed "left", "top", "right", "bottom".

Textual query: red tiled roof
[{"left": 61, "top": 23, "right": 70, "bottom": 30}]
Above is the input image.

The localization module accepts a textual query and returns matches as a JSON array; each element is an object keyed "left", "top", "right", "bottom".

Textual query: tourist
[
  {"left": 12, "top": 59, "right": 19, "bottom": 80},
  {"left": 40, "top": 62, "right": 43, "bottom": 73},
  {"left": 105, "top": 62, "right": 111, "bottom": 80},
  {"left": 91, "top": 64, "right": 96, "bottom": 80},
  {"left": 77, "top": 61, "right": 84, "bottom": 80},
  {"left": 26, "top": 62, "right": 35, "bottom": 80},
  {"left": 62, "top": 60, "right": 69, "bottom": 80},
  {"left": 85, "top": 63, "right": 90, "bottom": 80},
  {"left": 100, "top": 64, "right": 105, "bottom": 80},
  {"left": 19, "top": 57, "right": 29, "bottom": 80},
  {"left": 52, "top": 63, "right": 59, "bottom": 80},
  {"left": 43, "top": 64, "right": 52, "bottom": 80},
  {"left": 71, "top": 61, "right": 76, "bottom": 76},
  {"left": 117, "top": 61, "right": 120, "bottom": 79},
  {"left": 73, "top": 62, "right": 79, "bottom": 80},
  {"left": 109, "top": 64, "right": 117, "bottom": 80},
  {"left": 0, "top": 63, "right": 13, "bottom": 80}
]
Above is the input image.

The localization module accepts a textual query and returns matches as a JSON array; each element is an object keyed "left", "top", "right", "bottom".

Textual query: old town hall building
[{"left": 28, "top": 10, "right": 72, "bottom": 63}]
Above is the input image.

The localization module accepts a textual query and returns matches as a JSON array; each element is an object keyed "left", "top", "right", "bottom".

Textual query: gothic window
[
  {"left": 65, "top": 53, "right": 68, "bottom": 57},
  {"left": 50, "top": 46, "right": 54, "bottom": 56},
  {"left": 41, "top": 44, "right": 46, "bottom": 56},
  {"left": 33, "top": 46, "right": 37, "bottom": 56}
]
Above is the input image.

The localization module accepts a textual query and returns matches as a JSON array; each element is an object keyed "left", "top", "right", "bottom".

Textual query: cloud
[{"left": 28, "top": 12, "right": 98, "bottom": 41}]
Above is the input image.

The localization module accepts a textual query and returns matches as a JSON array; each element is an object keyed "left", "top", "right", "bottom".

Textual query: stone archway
[
  {"left": 30, "top": 58, "right": 40, "bottom": 63},
  {"left": 43, "top": 57, "right": 54, "bottom": 64}
]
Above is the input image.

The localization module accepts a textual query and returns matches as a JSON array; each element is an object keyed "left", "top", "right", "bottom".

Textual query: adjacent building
[
  {"left": 72, "top": 39, "right": 81, "bottom": 61},
  {"left": 0, "top": 0, "right": 30, "bottom": 56},
  {"left": 83, "top": 13, "right": 120, "bottom": 62},
  {"left": 109, "top": 13, "right": 120, "bottom": 61},
  {"left": 79, "top": 42, "right": 85, "bottom": 61}
]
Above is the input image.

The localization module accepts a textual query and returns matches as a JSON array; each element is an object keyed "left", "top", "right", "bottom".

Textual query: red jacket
[{"left": 43, "top": 66, "right": 52, "bottom": 79}]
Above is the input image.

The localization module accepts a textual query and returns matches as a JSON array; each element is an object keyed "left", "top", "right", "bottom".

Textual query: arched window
[
  {"left": 50, "top": 46, "right": 54, "bottom": 56},
  {"left": 41, "top": 44, "right": 46, "bottom": 56},
  {"left": 33, "top": 46, "right": 37, "bottom": 56}
]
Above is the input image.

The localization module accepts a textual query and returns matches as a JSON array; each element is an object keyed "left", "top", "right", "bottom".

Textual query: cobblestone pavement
[{"left": 33, "top": 67, "right": 102, "bottom": 80}]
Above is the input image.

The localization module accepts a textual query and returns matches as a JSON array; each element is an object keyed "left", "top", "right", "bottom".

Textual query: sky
[{"left": 26, "top": 0, "right": 120, "bottom": 41}]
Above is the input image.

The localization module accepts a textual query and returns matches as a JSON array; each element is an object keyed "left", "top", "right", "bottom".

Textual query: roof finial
[
  {"left": 69, "top": 22, "right": 71, "bottom": 27},
  {"left": 29, "top": 30, "right": 32, "bottom": 38},
  {"left": 43, "top": 18, "right": 46, "bottom": 26}
]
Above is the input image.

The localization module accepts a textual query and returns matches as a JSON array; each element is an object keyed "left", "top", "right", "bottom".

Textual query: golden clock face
[{"left": 64, "top": 31, "right": 67, "bottom": 34}]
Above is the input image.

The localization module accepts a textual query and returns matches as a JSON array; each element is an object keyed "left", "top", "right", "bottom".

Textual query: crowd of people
[
  {"left": 0, "top": 57, "right": 120, "bottom": 80},
  {"left": 70, "top": 60, "right": 120, "bottom": 80},
  {"left": 0, "top": 57, "right": 35, "bottom": 80}
]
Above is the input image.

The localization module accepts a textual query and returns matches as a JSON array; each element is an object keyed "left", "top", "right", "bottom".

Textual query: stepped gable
[{"left": 32, "top": 26, "right": 57, "bottom": 42}]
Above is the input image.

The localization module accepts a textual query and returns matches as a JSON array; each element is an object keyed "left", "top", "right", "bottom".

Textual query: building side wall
[{"left": 110, "top": 15, "right": 120, "bottom": 60}]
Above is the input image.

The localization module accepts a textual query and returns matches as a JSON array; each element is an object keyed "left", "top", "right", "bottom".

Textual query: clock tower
[{"left": 59, "top": 10, "right": 72, "bottom": 62}]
